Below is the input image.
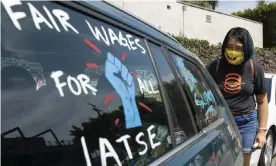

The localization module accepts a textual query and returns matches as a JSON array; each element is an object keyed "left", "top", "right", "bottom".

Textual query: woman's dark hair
[{"left": 221, "top": 27, "right": 254, "bottom": 63}]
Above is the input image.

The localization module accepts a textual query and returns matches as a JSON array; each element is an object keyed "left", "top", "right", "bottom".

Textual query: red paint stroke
[
  {"left": 114, "top": 118, "right": 120, "bottom": 126},
  {"left": 86, "top": 63, "right": 99, "bottom": 68},
  {"left": 216, "top": 152, "right": 221, "bottom": 162},
  {"left": 104, "top": 93, "right": 116, "bottom": 105},
  {"left": 84, "top": 39, "right": 102, "bottom": 54},
  {"left": 35, "top": 77, "right": 39, "bottom": 83},
  {"left": 121, "top": 52, "right": 127, "bottom": 61},
  {"left": 138, "top": 102, "right": 152, "bottom": 112},
  {"left": 35, "top": 74, "right": 43, "bottom": 83},
  {"left": 209, "top": 155, "right": 215, "bottom": 163},
  {"left": 132, "top": 72, "right": 138, "bottom": 77}
]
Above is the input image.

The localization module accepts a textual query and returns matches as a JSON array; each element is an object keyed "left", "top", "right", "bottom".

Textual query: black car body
[{"left": 1, "top": 1, "right": 243, "bottom": 166}]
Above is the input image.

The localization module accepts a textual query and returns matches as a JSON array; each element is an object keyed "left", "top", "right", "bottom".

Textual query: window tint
[
  {"left": 148, "top": 43, "right": 197, "bottom": 145},
  {"left": 1, "top": 1, "right": 172, "bottom": 166},
  {"left": 170, "top": 53, "right": 219, "bottom": 129}
]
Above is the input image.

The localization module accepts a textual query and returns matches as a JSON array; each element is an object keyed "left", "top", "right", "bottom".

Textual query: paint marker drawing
[
  {"left": 81, "top": 136, "right": 92, "bottom": 166},
  {"left": 105, "top": 52, "right": 142, "bottom": 129}
]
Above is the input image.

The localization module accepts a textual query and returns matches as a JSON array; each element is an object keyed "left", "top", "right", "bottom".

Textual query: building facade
[{"left": 109, "top": 0, "right": 263, "bottom": 48}]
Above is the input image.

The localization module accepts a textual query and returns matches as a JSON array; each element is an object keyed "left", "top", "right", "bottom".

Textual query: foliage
[
  {"left": 257, "top": 0, "right": 265, "bottom": 7},
  {"left": 172, "top": 35, "right": 276, "bottom": 73},
  {"left": 172, "top": 35, "right": 220, "bottom": 64},
  {"left": 183, "top": 0, "right": 219, "bottom": 10},
  {"left": 208, "top": 1, "right": 219, "bottom": 10},
  {"left": 232, "top": 2, "right": 276, "bottom": 48},
  {"left": 69, "top": 94, "right": 168, "bottom": 145}
]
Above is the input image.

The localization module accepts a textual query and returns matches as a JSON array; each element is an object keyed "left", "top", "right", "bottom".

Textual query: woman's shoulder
[
  {"left": 251, "top": 60, "right": 264, "bottom": 71},
  {"left": 206, "top": 56, "right": 222, "bottom": 77},
  {"left": 207, "top": 56, "right": 221, "bottom": 69}
]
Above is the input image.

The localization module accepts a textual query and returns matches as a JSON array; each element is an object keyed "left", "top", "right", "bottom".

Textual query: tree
[
  {"left": 208, "top": 1, "right": 219, "bottom": 10},
  {"left": 232, "top": 2, "right": 276, "bottom": 48},
  {"left": 183, "top": 0, "right": 219, "bottom": 10},
  {"left": 69, "top": 94, "right": 168, "bottom": 151},
  {"left": 186, "top": 1, "right": 210, "bottom": 8},
  {"left": 257, "top": 0, "right": 265, "bottom": 7}
]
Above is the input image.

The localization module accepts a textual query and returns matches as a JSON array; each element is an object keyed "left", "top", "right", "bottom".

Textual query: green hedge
[
  {"left": 232, "top": 2, "right": 276, "bottom": 48},
  {"left": 173, "top": 35, "right": 276, "bottom": 73}
]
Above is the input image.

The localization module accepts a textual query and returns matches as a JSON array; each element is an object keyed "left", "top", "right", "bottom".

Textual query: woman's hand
[{"left": 255, "top": 130, "right": 266, "bottom": 148}]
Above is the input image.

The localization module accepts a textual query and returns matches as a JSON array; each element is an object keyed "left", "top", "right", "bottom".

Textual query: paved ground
[{"left": 272, "top": 156, "right": 276, "bottom": 166}]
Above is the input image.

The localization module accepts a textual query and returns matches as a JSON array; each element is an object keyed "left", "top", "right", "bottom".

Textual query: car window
[
  {"left": 148, "top": 43, "right": 197, "bottom": 145},
  {"left": 169, "top": 53, "right": 219, "bottom": 129},
  {"left": 1, "top": 1, "right": 173, "bottom": 166},
  {"left": 265, "top": 78, "right": 272, "bottom": 103}
]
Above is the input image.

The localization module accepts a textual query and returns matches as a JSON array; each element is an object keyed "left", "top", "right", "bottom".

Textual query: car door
[
  {"left": 146, "top": 43, "right": 214, "bottom": 166},
  {"left": 157, "top": 50, "right": 243, "bottom": 166},
  {"left": 274, "top": 76, "right": 276, "bottom": 156},
  {"left": 145, "top": 42, "right": 241, "bottom": 166}
]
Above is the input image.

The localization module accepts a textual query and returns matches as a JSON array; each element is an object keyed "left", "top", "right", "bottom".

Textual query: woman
[{"left": 207, "top": 27, "right": 268, "bottom": 166}]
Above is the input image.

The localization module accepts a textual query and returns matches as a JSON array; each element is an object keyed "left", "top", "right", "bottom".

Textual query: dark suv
[{"left": 1, "top": 1, "right": 243, "bottom": 166}]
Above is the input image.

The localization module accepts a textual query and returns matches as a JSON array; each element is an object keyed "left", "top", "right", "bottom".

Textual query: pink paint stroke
[
  {"left": 121, "top": 52, "right": 127, "bottom": 61},
  {"left": 35, "top": 73, "right": 43, "bottom": 83},
  {"left": 86, "top": 63, "right": 99, "bottom": 69},
  {"left": 84, "top": 39, "right": 102, "bottom": 54},
  {"left": 114, "top": 118, "right": 120, "bottom": 126},
  {"left": 138, "top": 102, "right": 152, "bottom": 112},
  {"left": 132, "top": 72, "right": 138, "bottom": 77},
  {"left": 216, "top": 152, "right": 221, "bottom": 161},
  {"left": 104, "top": 93, "right": 116, "bottom": 105},
  {"left": 35, "top": 77, "right": 39, "bottom": 83}
]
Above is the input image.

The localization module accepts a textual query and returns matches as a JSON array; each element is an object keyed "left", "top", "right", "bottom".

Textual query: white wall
[
  {"left": 183, "top": 3, "right": 263, "bottom": 47},
  {"left": 109, "top": 0, "right": 263, "bottom": 48}
]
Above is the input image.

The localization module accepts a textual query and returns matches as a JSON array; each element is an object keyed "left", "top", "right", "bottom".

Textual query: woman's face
[{"left": 225, "top": 37, "right": 244, "bottom": 65}]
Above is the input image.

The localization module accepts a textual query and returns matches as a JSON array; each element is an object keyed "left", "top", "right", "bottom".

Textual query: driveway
[
  {"left": 272, "top": 155, "right": 276, "bottom": 166},
  {"left": 251, "top": 150, "right": 276, "bottom": 166}
]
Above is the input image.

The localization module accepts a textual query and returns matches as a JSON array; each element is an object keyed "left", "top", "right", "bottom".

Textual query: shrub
[
  {"left": 173, "top": 35, "right": 276, "bottom": 73},
  {"left": 232, "top": 2, "right": 276, "bottom": 48}
]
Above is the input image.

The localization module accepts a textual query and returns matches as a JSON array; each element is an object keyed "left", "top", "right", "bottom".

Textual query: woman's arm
[
  {"left": 255, "top": 93, "right": 268, "bottom": 148},
  {"left": 256, "top": 93, "right": 268, "bottom": 129},
  {"left": 253, "top": 62, "right": 268, "bottom": 148}
]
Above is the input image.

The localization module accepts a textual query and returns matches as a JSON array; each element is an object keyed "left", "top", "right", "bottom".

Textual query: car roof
[{"left": 75, "top": 1, "right": 204, "bottom": 65}]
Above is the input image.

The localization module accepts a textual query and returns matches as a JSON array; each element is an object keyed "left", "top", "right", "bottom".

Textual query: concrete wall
[{"left": 109, "top": 0, "right": 263, "bottom": 48}]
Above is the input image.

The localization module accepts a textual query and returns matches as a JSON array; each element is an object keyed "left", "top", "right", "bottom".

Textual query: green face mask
[{"left": 225, "top": 48, "right": 244, "bottom": 65}]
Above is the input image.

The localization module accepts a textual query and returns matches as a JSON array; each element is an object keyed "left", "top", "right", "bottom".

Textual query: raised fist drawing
[{"left": 105, "top": 52, "right": 142, "bottom": 129}]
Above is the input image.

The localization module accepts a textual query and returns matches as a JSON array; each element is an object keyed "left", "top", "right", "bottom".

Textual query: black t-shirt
[{"left": 207, "top": 58, "right": 267, "bottom": 112}]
